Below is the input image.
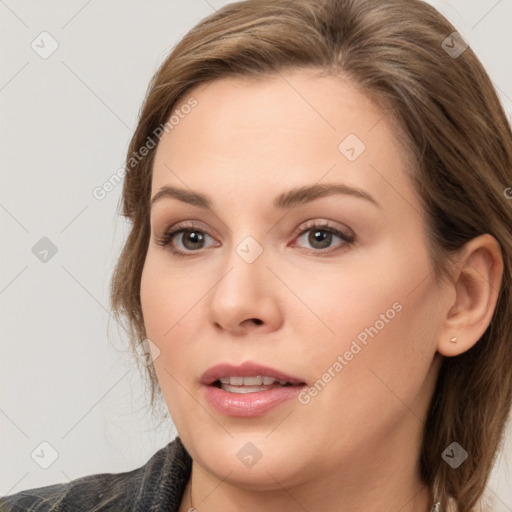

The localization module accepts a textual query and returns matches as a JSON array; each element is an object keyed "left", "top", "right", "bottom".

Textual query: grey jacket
[{"left": 0, "top": 437, "right": 192, "bottom": 511}]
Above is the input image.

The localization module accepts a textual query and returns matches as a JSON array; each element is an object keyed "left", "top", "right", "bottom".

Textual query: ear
[{"left": 437, "top": 234, "right": 504, "bottom": 357}]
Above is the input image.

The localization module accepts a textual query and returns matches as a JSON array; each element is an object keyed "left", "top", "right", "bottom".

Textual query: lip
[
  {"left": 200, "top": 361, "right": 305, "bottom": 386},
  {"left": 200, "top": 361, "right": 306, "bottom": 417}
]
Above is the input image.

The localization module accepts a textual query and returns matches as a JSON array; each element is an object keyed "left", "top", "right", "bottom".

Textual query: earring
[{"left": 450, "top": 337, "right": 457, "bottom": 343}]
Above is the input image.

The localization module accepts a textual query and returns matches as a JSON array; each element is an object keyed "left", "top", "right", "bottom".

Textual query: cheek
[
  {"left": 288, "top": 254, "right": 440, "bottom": 456},
  {"left": 140, "top": 254, "right": 186, "bottom": 391},
  {"left": 298, "top": 235, "right": 439, "bottom": 387},
  {"left": 140, "top": 251, "right": 207, "bottom": 420},
  {"left": 140, "top": 256, "right": 192, "bottom": 428},
  {"left": 335, "top": 256, "right": 438, "bottom": 407},
  {"left": 140, "top": 250, "right": 202, "bottom": 339}
]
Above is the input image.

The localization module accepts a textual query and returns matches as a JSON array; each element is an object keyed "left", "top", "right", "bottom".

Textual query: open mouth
[
  {"left": 202, "top": 364, "right": 307, "bottom": 416},
  {"left": 212, "top": 376, "right": 302, "bottom": 394}
]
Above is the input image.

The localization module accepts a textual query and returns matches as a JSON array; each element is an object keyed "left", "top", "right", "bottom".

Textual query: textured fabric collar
[
  {"left": 0, "top": 436, "right": 192, "bottom": 512},
  {"left": 132, "top": 436, "right": 192, "bottom": 511}
]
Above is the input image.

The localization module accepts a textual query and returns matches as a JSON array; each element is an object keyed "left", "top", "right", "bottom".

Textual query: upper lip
[{"left": 201, "top": 361, "right": 306, "bottom": 386}]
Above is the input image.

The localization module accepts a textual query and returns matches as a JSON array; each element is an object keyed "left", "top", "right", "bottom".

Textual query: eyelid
[
  {"left": 288, "top": 220, "right": 355, "bottom": 256},
  {"left": 155, "top": 218, "right": 355, "bottom": 256},
  {"left": 290, "top": 219, "right": 354, "bottom": 241},
  {"left": 154, "top": 220, "right": 219, "bottom": 248}
]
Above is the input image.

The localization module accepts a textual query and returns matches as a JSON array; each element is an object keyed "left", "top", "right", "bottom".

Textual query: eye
[
  {"left": 291, "top": 221, "right": 355, "bottom": 254},
  {"left": 154, "top": 219, "right": 355, "bottom": 258},
  {"left": 154, "top": 221, "right": 218, "bottom": 257}
]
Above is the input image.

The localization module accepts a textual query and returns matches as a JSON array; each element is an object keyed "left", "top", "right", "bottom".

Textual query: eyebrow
[{"left": 150, "top": 183, "right": 381, "bottom": 210}]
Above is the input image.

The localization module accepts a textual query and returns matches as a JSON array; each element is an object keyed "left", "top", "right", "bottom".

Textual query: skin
[{"left": 140, "top": 68, "right": 503, "bottom": 512}]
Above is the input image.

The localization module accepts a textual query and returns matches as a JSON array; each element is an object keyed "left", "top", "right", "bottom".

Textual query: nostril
[{"left": 252, "top": 318, "right": 263, "bottom": 325}]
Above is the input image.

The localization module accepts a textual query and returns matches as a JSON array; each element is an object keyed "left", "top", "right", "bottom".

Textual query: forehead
[{"left": 150, "top": 68, "right": 418, "bottom": 213}]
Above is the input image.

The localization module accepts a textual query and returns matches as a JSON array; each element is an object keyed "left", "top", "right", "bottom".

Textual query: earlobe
[{"left": 437, "top": 234, "right": 504, "bottom": 357}]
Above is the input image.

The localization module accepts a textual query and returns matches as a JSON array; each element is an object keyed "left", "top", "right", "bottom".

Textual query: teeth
[
  {"left": 243, "top": 376, "right": 263, "bottom": 385},
  {"left": 221, "top": 384, "right": 270, "bottom": 394},
  {"left": 217, "top": 375, "right": 289, "bottom": 386},
  {"left": 215, "top": 375, "right": 292, "bottom": 392}
]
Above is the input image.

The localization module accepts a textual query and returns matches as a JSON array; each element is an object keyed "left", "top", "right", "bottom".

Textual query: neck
[{"left": 182, "top": 468, "right": 432, "bottom": 512}]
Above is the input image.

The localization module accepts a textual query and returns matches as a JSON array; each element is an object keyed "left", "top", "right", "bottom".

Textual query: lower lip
[{"left": 202, "top": 384, "right": 304, "bottom": 417}]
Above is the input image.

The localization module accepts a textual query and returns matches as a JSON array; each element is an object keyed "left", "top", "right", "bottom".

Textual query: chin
[{"left": 183, "top": 429, "right": 314, "bottom": 490}]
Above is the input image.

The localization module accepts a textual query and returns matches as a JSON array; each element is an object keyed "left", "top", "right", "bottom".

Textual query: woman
[{"left": 2, "top": 0, "right": 511, "bottom": 510}]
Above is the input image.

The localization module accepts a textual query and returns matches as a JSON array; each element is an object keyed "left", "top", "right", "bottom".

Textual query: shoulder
[{"left": 0, "top": 437, "right": 192, "bottom": 512}]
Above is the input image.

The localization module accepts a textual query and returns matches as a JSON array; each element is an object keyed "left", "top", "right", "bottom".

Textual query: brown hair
[{"left": 110, "top": 0, "right": 512, "bottom": 509}]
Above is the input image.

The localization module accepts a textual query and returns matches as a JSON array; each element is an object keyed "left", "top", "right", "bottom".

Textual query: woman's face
[{"left": 140, "top": 68, "right": 445, "bottom": 492}]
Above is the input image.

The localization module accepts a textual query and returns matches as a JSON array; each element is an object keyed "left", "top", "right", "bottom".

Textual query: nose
[{"left": 207, "top": 242, "right": 284, "bottom": 335}]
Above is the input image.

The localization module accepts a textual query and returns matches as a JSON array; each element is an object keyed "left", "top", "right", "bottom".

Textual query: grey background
[{"left": 1, "top": 0, "right": 511, "bottom": 507}]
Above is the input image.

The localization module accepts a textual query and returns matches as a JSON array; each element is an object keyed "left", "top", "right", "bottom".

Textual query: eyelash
[{"left": 154, "top": 220, "right": 355, "bottom": 258}]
